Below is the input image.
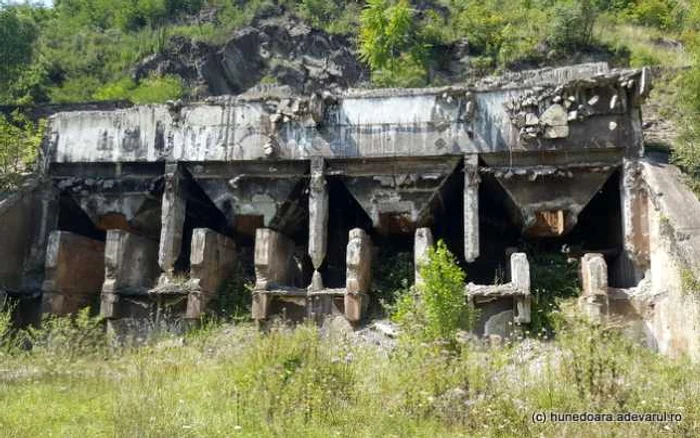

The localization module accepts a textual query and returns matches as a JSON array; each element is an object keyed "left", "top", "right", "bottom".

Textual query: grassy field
[{"left": 0, "top": 312, "right": 698, "bottom": 438}]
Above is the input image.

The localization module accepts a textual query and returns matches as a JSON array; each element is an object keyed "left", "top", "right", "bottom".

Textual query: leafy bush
[
  {"left": 93, "top": 74, "right": 184, "bottom": 104},
  {"left": 549, "top": 0, "right": 599, "bottom": 50},
  {"left": 673, "top": 40, "right": 700, "bottom": 194},
  {"left": 529, "top": 249, "right": 581, "bottom": 335},
  {"left": 0, "top": 111, "right": 45, "bottom": 192},
  {"left": 359, "top": 0, "right": 429, "bottom": 87},
  {"left": 393, "top": 240, "right": 477, "bottom": 342}
]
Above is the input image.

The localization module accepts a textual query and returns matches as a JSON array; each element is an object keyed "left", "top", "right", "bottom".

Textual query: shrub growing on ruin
[
  {"left": 392, "top": 240, "right": 477, "bottom": 342},
  {"left": 0, "top": 111, "right": 45, "bottom": 193}
]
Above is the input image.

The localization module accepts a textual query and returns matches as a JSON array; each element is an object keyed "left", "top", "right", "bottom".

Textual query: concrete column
[
  {"left": 253, "top": 228, "right": 295, "bottom": 290},
  {"left": 42, "top": 231, "right": 105, "bottom": 315},
  {"left": 619, "top": 158, "right": 649, "bottom": 284},
  {"left": 414, "top": 227, "right": 434, "bottom": 287},
  {"left": 101, "top": 230, "right": 160, "bottom": 319},
  {"left": 511, "top": 252, "right": 531, "bottom": 323},
  {"left": 464, "top": 154, "right": 480, "bottom": 263},
  {"left": 579, "top": 253, "right": 609, "bottom": 322},
  {"left": 345, "top": 228, "right": 371, "bottom": 322},
  {"left": 308, "top": 156, "right": 328, "bottom": 291},
  {"left": 186, "top": 228, "right": 237, "bottom": 319},
  {"left": 158, "top": 163, "right": 187, "bottom": 281}
]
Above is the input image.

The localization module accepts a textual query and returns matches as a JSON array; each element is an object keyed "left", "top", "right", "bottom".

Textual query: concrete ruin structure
[{"left": 1, "top": 62, "right": 700, "bottom": 359}]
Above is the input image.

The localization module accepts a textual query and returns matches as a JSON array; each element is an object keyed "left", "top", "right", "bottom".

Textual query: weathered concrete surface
[
  {"left": 158, "top": 163, "right": 187, "bottom": 280},
  {"left": 578, "top": 253, "right": 609, "bottom": 322},
  {"left": 414, "top": 227, "right": 434, "bottom": 286},
  {"left": 308, "top": 157, "right": 328, "bottom": 290},
  {"left": 464, "top": 155, "right": 479, "bottom": 262},
  {"left": 511, "top": 253, "right": 531, "bottom": 324},
  {"left": 100, "top": 230, "right": 160, "bottom": 319},
  {"left": 42, "top": 231, "right": 105, "bottom": 315},
  {"left": 345, "top": 228, "right": 371, "bottom": 322},
  {"left": 46, "top": 64, "right": 646, "bottom": 164},
  {"left": 0, "top": 181, "right": 58, "bottom": 295},
  {"left": 253, "top": 228, "right": 295, "bottom": 290},
  {"left": 186, "top": 228, "right": 237, "bottom": 319},
  {"left": 468, "top": 252, "right": 530, "bottom": 336},
  {"left": 635, "top": 161, "right": 700, "bottom": 360}
]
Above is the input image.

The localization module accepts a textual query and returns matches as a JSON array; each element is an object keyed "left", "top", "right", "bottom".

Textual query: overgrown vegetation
[
  {"left": 529, "top": 249, "right": 582, "bottom": 335},
  {"left": 0, "top": 307, "right": 698, "bottom": 436},
  {"left": 1, "top": 0, "right": 699, "bottom": 105},
  {"left": 392, "top": 240, "right": 478, "bottom": 344},
  {"left": 0, "top": 111, "right": 45, "bottom": 193}
]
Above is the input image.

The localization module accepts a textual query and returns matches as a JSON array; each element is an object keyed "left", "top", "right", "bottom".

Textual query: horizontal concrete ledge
[{"left": 465, "top": 283, "right": 527, "bottom": 298}]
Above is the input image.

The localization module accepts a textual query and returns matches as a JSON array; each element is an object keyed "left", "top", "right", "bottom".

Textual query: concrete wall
[
  {"left": 636, "top": 162, "right": 700, "bottom": 361},
  {"left": 45, "top": 64, "right": 646, "bottom": 165},
  {"left": 0, "top": 182, "right": 55, "bottom": 294}
]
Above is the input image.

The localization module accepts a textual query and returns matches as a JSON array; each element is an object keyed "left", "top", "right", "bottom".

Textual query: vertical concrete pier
[
  {"left": 100, "top": 230, "right": 160, "bottom": 319},
  {"left": 345, "top": 228, "right": 372, "bottom": 322},
  {"left": 511, "top": 252, "right": 531, "bottom": 324},
  {"left": 620, "top": 158, "right": 650, "bottom": 284},
  {"left": 308, "top": 156, "right": 328, "bottom": 291},
  {"left": 41, "top": 231, "right": 105, "bottom": 315},
  {"left": 464, "top": 154, "right": 480, "bottom": 263},
  {"left": 579, "top": 253, "right": 609, "bottom": 322},
  {"left": 414, "top": 227, "right": 434, "bottom": 287},
  {"left": 158, "top": 163, "right": 187, "bottom": 282},
  {"left": 186, "top": 228, "right": 237, "bottom": 319}
]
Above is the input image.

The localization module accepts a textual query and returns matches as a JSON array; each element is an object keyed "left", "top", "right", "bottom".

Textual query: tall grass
[{"left": 0, "top": 310, "right": 698, "bottom": 437}]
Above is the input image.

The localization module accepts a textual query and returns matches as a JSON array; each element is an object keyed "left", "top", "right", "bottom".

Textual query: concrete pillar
[
  {"left": 158, "top": 163, "right": 187, "bottom": 281},
  {"left": 42, "top": 231, "right": 105, "bottom": 315},
  {"left": 619, "top": 158, "right": 649, "bottom": 284},
  {"left": 186, "top": 228, "right": 237, "bottom": 319},
  {"left": 464, "top": 154, "right": 480, "bottom": 263},
  {"left": 511, "top": 252, "right": 531, "bottom": 323},
  {"left": 579, "top": 253, "right": 609, "bottom": 322},
  {"left": 345, "top": 228, "right": 371, "bottom": 322},
  {"left": 253, "top": 228, "right": 294, "bottom": 290},
  {"left": 308, "top": 156, "right": 328, "bottom": 291},
  {"left": 101, "top": 230, "right": 160, "bottom": 319},
  {"left": 414, "top": 227, "right": 434, "bottom": 287}
]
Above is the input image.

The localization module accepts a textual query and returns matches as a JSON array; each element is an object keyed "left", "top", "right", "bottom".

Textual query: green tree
[
  {"left": 0, "top": 5, "right": 38, "bottom": 91},
  {"left": 0, "top": 111, "right": 45, "bottom": 192},
  {"left": 358, "top": 0, "right": 428, "bottom": 86}
]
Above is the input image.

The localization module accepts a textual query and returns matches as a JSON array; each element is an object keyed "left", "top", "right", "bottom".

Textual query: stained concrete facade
[{"left": 9, "top": 62, "right": 700, "bottom": 355}]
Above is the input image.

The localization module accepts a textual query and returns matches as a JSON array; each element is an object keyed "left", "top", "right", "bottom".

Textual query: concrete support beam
[
  {"left": 511, "top": 253, "right": 531, "bottom": 323},
  {"left": 186, "top": 228, "right": 237, "bottom": 319},
  {"left": 158, "top": 163, "right": 187, "bottom": 280},
  {"left": 579, "top": 253, "right": 609, "bottom": 322},
  {"left": 414, "top": 227, "right": 434, "bottom": 287},
  {"left": 254, "top": 228, "right": 295, "bottom": 290},
  {"left": 620, "top": 158, "right": 650, "bottom": 284},
  {"left": 308, "top": 156, "right": 328, "bottom": 291},
  {"left": 464, "top": 154, "right": 480, "bottom": 263},
  {"left": 41, "top": 231, "right": 105, "bottom": 315},
  {"left": 345, "top": 228, "right": 372, "bottom": 322},
  {"left": 100, "top": 230, "right": 160, "bottom": 319}
]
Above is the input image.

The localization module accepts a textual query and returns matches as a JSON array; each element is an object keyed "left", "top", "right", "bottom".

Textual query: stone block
[
  {"left": 579, "top": 253, "right": 609, "bottom": 322},
  {"left": 186, "top": 228, "right": 237, "bottom": 319},
  {"left": 414, "top": 227, "right": 434, "bottom": 286},
  {"left": 345, "top": 228, "right": 371, "bottom": 322},
  {"left": 41, "top": 231, "right": 105, "bottom": 315},
  {"left": 511, "top": 252, "right": 531, "bottom": 323},
  {"left": 254, "top": 228, "right": 295, "bottom": 289},
  {"left": 100, "top": 230, "right": 160, "bottom": 319},
  {"left": 158, "top": 163, "right": 187, "bottom": 278}
]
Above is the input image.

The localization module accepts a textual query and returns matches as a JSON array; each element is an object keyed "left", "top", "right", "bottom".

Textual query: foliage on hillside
[
  {"left": 0, "top": 0, "right": 699, "bottom": 106},
  {"left": 0, "top": 111, "right": 45, "bottom": 193}
]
